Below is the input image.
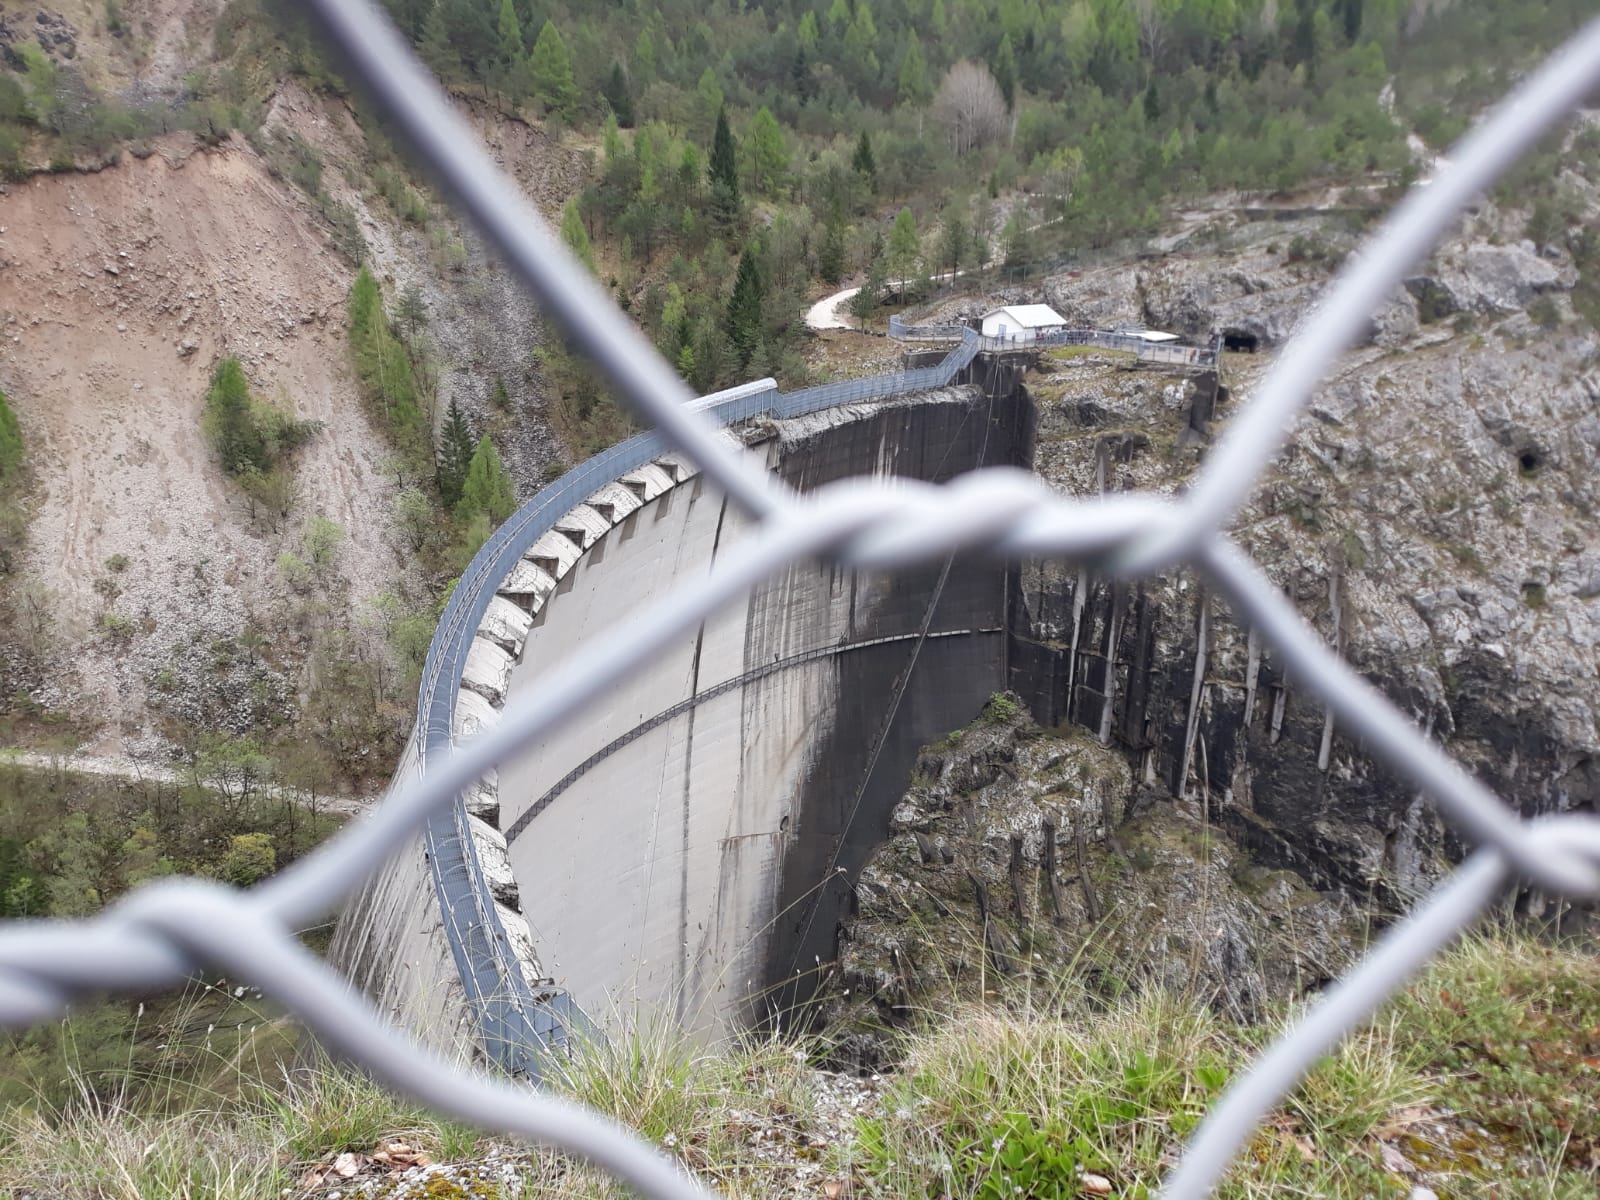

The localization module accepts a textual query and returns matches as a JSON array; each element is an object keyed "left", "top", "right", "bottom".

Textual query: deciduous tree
[
  {"left": 898, "top": 37, "right": 932, "bottom": 106},
  {"left": 561, "top": 197, "right": 596, "bottom": 272},
  {"left": 743, "top": 106, "right": 788, "bottom": 194},
  {"left": 932, "top": 60, "right": 1009, "bottom": 156},
  {"left": 887, "top": 206, "right": 921, "bottom": 299}
]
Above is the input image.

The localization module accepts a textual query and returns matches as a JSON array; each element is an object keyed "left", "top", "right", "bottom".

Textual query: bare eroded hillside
[{"left": 0, "top": 135, "right": 402, "bottom": 755}]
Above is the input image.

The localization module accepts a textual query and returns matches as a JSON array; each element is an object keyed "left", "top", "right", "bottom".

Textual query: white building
[{"left": 979, "top": 303, "right": 1068, "bottom": 341}]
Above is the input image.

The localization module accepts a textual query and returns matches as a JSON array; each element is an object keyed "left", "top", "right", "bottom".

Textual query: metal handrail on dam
[
  {"left": 889, "top": 313, "right": 1221, "bottom": 367},
  {"left": 411, "top": 320, "right": 1222, "bottom": 1074}
]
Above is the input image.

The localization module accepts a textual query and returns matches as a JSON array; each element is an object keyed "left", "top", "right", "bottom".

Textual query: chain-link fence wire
[{"left": 2, "top": 1, "right": 1599, "bottom": 1196}]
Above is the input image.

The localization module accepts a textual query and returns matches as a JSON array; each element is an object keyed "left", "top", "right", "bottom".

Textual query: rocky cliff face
[
  {"left": 820, "top": 699, "right": 1359, "bottom": 1066},
  {"left": 1011, "top": 216, "right": 1600, "bottom": 928},
  {"left": 1006, "top": 215, "right": 1599, "bottom": 928},
  {"left": 830, "top": 208, "right": 1599, "bottom": 1048}
]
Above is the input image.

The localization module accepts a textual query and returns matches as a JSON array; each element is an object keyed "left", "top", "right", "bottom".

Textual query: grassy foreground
[{"left": 0, "top": 928, "right": 1594, "bottom": 1199}]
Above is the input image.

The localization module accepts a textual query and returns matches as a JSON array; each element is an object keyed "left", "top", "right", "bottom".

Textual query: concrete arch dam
[
  {"left": 331, "top": 372, "right": 1034, "bottom": 1058},
  {"left": 502, "top": 389, "right": 1030, "bottom": 1030}
]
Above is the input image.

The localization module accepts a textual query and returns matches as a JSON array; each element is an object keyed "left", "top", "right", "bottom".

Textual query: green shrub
[
  {"left": 202, "top": 358, "right": 322, "bottom": 480},
  {"left": 982, "top": 692, "right": 1023, "bottom": 724},
  {"left": 217, "top": 832, "right": 275, "bottom": 887}
]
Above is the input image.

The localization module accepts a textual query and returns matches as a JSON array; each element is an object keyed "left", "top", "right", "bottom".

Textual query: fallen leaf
[
  {"left": 822, "top": 1180, "right": 847, "bottom": 1199},
  {"left": 299, "top": 1169, "right": 325, "bottom": 1190},
  {"left": 1079, "top": 1173, "right": 1113, "bottom": 1195},
  {"left": 332, "top": 1151, "right": 362, "bottom": 1179},
  {"left": 1277, "top": 1130, "right": 1316, "bottom": 1163},
  {"left": 1371, "top": 1107, "right": 1437, "bottom": 1140},
  {"left": 1379, "top": 1142, "right": 1414, "bottom": 1174}
]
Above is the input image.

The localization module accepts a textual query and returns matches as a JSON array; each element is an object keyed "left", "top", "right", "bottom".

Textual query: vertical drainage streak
[{"left": 676, "top": 493, "right": 732, "bottom": 1022}]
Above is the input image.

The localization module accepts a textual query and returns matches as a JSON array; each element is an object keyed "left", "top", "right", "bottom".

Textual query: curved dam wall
[
  {"left": 498, "top": 387, "right": 1031, "bottom": 1032},
  {"left": 329, "top": 335, "right": 1044, "bottom": 1063}
]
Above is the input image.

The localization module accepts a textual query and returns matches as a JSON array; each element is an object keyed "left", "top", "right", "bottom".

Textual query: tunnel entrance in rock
[{"left": 1221, "top": 328, "right": 1259, "bottom": 353}]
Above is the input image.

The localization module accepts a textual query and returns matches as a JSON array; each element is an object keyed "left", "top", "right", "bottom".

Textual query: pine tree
[
  {"left": 633, "top": 27, "right": 656, "bottom": 82},
  {"left": 851, "top": 130, "right": 877, "bottom": 189},
  {"left": 419, "top": 1, "right": 461, "bottom": 81},
  {"left": 938, "top": 201, "right": 969, "bottom": 276},
  {"left": 603, "top": 111, "right": 625, "bottom": 163},
  {"left": 381, "top": 0, "right": 431, "bottom": 40},
  {"left": 725, "top": 249, "right": 764, "bottom": 370},
  {"left": 603, "top": 61, "right": 635, "bottom": 127},
  {"left": 849, "top": 252, "right": 887, "bottom": 324},
  {"left": 561, "top": 198, "right": 596, "bottom": 272},
  {"left": 435, "top": 399, "right": 475, "bottom": 506},
  {"left": 347, "top": 264, "right": 383, "bottom": 346},
  {"left": 898, "top": 37, "right": 931, "bottom": 106},
  {"left": 1340, "top": 0, "right": 1364, "bottom": 44},
  {"left": 817, "top": 210, "right": 847, "bottom": 284},
  {"left": 457, "top": 435, "right": 516, "bottom": 525},
  {"left": 993, "top": 33, "right": 1018, "bottom": 111},
  {"left": 433, "top": 0, "right": 495, "bottom": 78},
  {"left": 843, "top": 0, "right": 881, "bottom": 75},
  {"left": 790, "top": 46, "right": 816, "bottom": 104},
  {"left": 708, "top": 105, "right": 741, "bottom": 229},
  {"left": 495, "top": 0, "right": 523, "bottom": 61},
  {"left": 529, "top": 20, "right": 577, "bottom": 115},
  {"left": 489, "top": 0, "right": 524, "bottom": 102},
  {"left": 205, "top": 357, "right": 267, "bottom": 476},
  {"left": 888, "top": 206, "right": 921, "bottom": 300},
  {"left": 396, "top": 283, "right": 428, "bottom": 340}
]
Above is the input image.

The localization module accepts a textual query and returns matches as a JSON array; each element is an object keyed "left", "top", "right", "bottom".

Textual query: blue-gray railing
[
  {"left": 888, "top": 314, "right": 969, "bottom": 340},
  {"left": 412, "top": 320, "right": 1214, "bottom": 1070},
  {"left": 888, "top": 313, "right": 1220, "bottom": 367}
]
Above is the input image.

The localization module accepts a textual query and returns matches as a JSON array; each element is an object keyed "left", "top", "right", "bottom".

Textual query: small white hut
[{"left": 979, "top": 303, "right": 1068, "bottom": 341}]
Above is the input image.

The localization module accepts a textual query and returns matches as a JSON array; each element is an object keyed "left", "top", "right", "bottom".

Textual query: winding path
[
  {"left": 804, "top": 267, "right": 969, "bottom": 332},
  {"left": 804, "top": 285, "right": 862, "bottom": 330}
]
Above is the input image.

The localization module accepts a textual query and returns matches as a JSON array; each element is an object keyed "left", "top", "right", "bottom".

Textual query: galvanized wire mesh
[{"left": 3, "top": 2, "right": 1600, "bottom": 1197}]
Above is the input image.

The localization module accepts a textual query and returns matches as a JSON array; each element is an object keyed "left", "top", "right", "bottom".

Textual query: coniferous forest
[{"left": 364, "top": 0, "right": 1594, "bottom": 396}]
